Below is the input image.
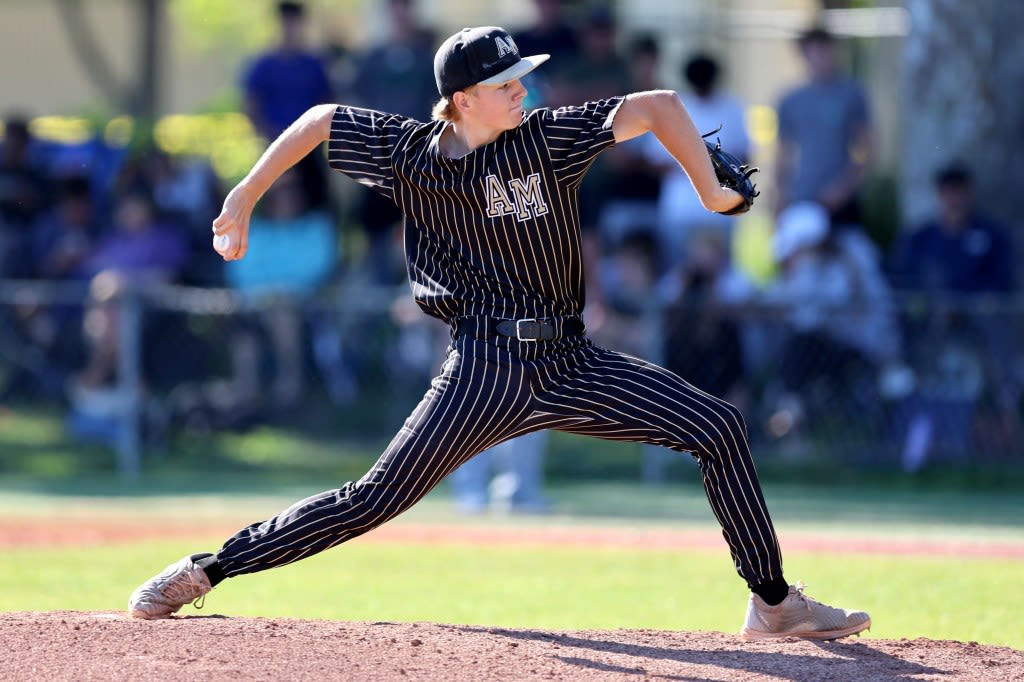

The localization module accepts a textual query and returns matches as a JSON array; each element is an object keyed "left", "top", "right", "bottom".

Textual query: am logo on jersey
[{"left": 484, "top": 173, "right": 550, "bottom": 221}]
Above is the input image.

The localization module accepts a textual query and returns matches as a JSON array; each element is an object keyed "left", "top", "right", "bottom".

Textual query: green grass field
[
  {"left": 2, "top": 534, "right": 1022, "bottom": 648},
  {"left": 1, "top": 488, "right": 1022, "bottom": 650},
  {"left": 2, "top": 407, "right": 1023, "bottom": 650}
]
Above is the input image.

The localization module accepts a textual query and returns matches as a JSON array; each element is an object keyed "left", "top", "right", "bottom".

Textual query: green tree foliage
[
  {"left": 169, "top": 0, "right": 358, "bottom": 56},
  {"left": 168, "top": 0, "right": 278, "bottom": 54}
]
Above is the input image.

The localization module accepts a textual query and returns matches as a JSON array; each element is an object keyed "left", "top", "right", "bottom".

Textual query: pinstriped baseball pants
[{"left": 215, "top": 333, "right": 784, "bottom": 588}]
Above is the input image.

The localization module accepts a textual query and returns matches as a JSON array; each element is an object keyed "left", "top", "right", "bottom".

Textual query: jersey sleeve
[
  {"left": 326, "top": 106, "right": 418, "bottom": 198},
  {"left": 540, "top": 96, "right": 624, "bottom": 187}
]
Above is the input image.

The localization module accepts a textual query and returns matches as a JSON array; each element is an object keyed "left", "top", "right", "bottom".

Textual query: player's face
[{"left": 468, "top": 80, "right": 528, "bottom": 131}]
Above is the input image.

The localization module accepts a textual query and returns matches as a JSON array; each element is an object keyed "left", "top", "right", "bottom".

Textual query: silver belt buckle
[{"left": 515, "top": 318, "right": 542, "bottom": 342}]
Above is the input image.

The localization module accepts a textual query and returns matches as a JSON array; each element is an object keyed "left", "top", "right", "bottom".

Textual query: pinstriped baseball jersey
[{"left": 327, "top": 98, "right": 623, "bottom": 322}]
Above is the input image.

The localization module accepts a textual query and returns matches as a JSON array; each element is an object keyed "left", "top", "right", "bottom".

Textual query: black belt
[{"left": 454, "top": 316, "right": 585, "bottom": 342}]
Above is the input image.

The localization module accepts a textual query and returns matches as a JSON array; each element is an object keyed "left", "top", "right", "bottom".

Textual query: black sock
[
  {"left": 752, "top": 576, "right": 790, "bottom": 606},
  {"left": 191, "top": 552, "right": 227, "bottom": 588}
]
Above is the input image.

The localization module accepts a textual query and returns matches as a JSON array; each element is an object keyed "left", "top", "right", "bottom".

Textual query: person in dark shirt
[
  {"left": 345, "top": 0, "right": 437, "bottom": 284},
  {"left": 0, "top": 115, "right": 50, "bottom": 277},
  {"left": 890, "top": 162, "right": 1015, "bottom": 471},
  {"left": 891, "top": 163, "right": 1011, "bottom": 294},
  {"left": 514, "top": 0, "right": 579, "bottom": 61},
  {"left": 242, "top": 1, "right": 333, "bottom": 211},
  {"left": 242, "top": 2, "right": 333, "bottom": 140}
]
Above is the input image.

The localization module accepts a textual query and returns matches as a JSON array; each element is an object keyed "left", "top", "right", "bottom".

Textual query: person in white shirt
[{"left": 645, "top": 53, "right": 750, "bottom": 269}]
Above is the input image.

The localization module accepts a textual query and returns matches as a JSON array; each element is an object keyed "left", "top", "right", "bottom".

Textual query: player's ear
[{"left": 452, "top": 90, "right": 471, "bottom": 114}]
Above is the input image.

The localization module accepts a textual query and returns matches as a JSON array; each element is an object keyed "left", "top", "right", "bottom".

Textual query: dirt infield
[{"left": 3, "top": 611, "right": 1022, "bottom": 681}]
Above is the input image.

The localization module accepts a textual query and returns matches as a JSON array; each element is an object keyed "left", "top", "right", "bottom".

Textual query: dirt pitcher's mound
[{"left": 2, "top": 612, "right": 1022, "bottom": 681}]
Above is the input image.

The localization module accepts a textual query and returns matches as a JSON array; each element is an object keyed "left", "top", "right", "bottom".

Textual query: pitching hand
[{"left": 212, "top": 185, "right": 256, "bottom": 261}]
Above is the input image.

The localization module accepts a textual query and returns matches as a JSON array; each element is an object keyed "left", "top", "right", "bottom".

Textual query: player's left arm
[{"left": 612, "top": 90, "right": 744, "bottom": 214}]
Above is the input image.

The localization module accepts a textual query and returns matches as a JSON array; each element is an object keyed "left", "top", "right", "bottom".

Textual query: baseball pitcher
[{"left": 130, "top": 25, "right": 869, "bottom": 641}]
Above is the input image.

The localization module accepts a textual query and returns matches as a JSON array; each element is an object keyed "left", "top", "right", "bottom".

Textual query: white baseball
[{"left": 214, "top": 234, "right": 231, "bottom": 252}]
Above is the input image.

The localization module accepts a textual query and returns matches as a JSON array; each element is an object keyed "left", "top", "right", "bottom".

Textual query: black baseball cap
[{"left": 434, "top": 26, "right": 549, "bottom": 98}]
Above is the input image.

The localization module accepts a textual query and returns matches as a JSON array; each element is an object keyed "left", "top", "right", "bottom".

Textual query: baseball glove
[{"left": 703, "top": 126, "right": 759, "bottom": 215}]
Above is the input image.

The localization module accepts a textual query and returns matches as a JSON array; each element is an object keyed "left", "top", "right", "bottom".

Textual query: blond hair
[
  {"left": 431, "top": 85, "right": 479, "bottom": 121},
  {"left": 431, "top": 97, "right": 458, "bottom": 121}
]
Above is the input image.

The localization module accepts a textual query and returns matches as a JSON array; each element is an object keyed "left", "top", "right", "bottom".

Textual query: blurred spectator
[
  {"left": 144, "top": 151, "right": 224, "bottom": 286},
  {"left": 243, "top": 1, "right": 333, "bottom": 139},
  {"left": 450, "top": 432, "right": 552, "bottom": 515},
  {"left": 0, "top": 176, "right": 97, "bottom": 400},
  {"left": 344, "top": 0, "right": 436, "bottom": 285},
  {"left": 662, "top": 229, "right": 756, "bottom": 412},
  {"left": 73, "top": 189, "right": 190, "bottom": 391},
  {"left": 0, "top": 114, "right": 48, "bottom": 173},
  {"left": 225, "top": 169, "right": 338, "bottom": 411},
  {"left": 513, "top": 0, "right": 579, "bottom": 62},
  {"left": 645, "top": 53, "right": 750, "bottom": 269},
  {"left": 45, "top": 123, "right": 127, "bottom": 219},
  {"left": 0, "top": 115, "right": 49, "bottom": 277},
  {"left": 594, "top": 35, "right": 665, "bottom": 255},
  {"left": 649, "top": 228, "right": 757, "bottom": 482},
  {"left": 512, "top": 0, "right": 581, "bottom": 107},
  {"left": 560, "top": 7, "right": 631, "bottom": 313},
  {"left": 30, "top": 175, "right": 97, "bottom": 281},
  {"left": 77, "top": 189, "right": 190, "bottom": 286},
  {"left": 346, "top": 0, "right": 436, "bottom": 118},
  {"left": 761, "top": 201, "right": 899, "bottom": 449},
  {"left": 625, "top": 33, "right": 661, "bottom": 96},
  {"left": 547, "top": 5, "right": 629, "bottom": 107},
  {"left": 387, "top": 293, "right": 449, "bottom": 388},
  {"left": 0, "top": 116, "right": 48, "bottom": 224},
  {"left": 115, "top": 149, "right": 224, "bottom": 286},
  {"left": 62, "top": 185, "right": 192, "bottom": 442},
  {"left": 586, "top": 34, "right": 665, "bottom": 325},
  {"left": 890, "top": 163, "right": 1012, "bottom": 295},
  {"left": 593, "top": 230, "right": 663, "bottom": 360},
  {"left": 775, "top": 26, "right": 872, "bottom": 230},
  {"left": 30, "top": 176, "right": 96, "bottom": 386},
  {"left": 889, "top": 162, "right": 1016, "bottom": 470},
  {"left": 242, "top": 1, "right": 333, "bottom": 210}
]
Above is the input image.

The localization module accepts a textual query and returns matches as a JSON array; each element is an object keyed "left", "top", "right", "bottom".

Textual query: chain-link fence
[{"left": 1, "top": 278, "right": 1021, "bottom": 480}]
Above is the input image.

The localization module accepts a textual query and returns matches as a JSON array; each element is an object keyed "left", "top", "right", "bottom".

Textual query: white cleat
[
  {"left": 741, "top": 582, "right": 871, "bottom": 641},
  {"left": 128, "top": 555, "right": 212, "bottom": 619}
]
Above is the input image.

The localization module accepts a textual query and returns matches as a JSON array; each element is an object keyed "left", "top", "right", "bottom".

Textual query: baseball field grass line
[
  {"left": 2, "top": 520, "right": 1022, "bottom": 562},
  {"left": 2, "top": 480, "right": 1023, "bottom": 544},
  {"left": 2, "top": 540, "right": 1022, "bottom": 650}
]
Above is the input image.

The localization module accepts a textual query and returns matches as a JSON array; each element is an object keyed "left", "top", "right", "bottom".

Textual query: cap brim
[{"left": 478, "top": 54, "right": 549, "bottom": 86}]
